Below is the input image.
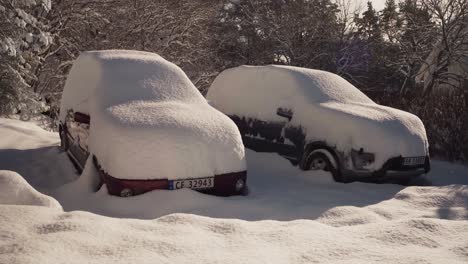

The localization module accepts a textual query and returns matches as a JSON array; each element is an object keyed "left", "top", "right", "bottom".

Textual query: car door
[
  {"left": 274, "top": 107, "right": 304, "bottom": 163},
  {"left": 232, "top": 107, "right": 301, "bottom": 164},
  {"left": 228, "top": 113, "right": 282, "bottom": 153}
]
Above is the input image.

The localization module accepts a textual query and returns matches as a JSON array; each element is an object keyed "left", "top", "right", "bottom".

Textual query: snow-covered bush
[{"left": 0, "top": 0, "right": 52, "bottom": 116}]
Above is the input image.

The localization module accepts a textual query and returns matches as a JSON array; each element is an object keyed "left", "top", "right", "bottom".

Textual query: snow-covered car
[
  {"left": 207, "top": 65, "right": 430, "bottom": 183},
  {"left": 59, "top": 50, "right": 247, "bottom": 197}
]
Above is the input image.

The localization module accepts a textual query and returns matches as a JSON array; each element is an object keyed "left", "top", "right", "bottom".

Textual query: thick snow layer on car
[
  {"left": 0, "top": 118, "right": 468, "bottom": 264},
  {"left": 60, "top": 50, "right": 245, "bottom": 180},
  {"left": 207, "top": 65, "right": 429, "bottom": 169},
  {"left": 0, "top": 170, "right": 61, "bottom": 208}
]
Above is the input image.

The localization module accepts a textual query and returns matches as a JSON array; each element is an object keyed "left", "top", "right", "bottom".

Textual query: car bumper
[
  {"left": 93, "top": 156, "right": 247, "bottom": 197},
  {"left": 344, "top": 156, "right": 430, "bottom": 182}
]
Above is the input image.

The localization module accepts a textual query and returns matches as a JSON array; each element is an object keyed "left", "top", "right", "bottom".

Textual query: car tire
[
  {"left": 233, "top": 178, "right": 248, "bottom": 196},
  {"left": 240, "top": 185, "right": 249, "bottom": 196},
  {"left": 304, "top": 150, "right": 342, "bottom": 182}
]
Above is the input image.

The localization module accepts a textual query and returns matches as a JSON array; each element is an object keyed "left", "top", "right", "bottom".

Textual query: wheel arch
[{"left": 300, "top": 141, "right": 341, "bottom": 172}]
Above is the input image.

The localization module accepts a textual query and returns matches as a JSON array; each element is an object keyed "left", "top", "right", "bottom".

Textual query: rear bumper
[
  {"left": 344, "top": 156, "right": 430, "bottom": 182},
  {"left": 93, "top": 156, "right": 247, "bottom": 197}
]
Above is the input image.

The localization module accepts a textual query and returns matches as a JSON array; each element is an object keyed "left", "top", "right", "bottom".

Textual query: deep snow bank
[
  {"left": 0, "top": 171, "right": 61, "bottom": 208},
  {"left": 60, "top": 50, "right": 245, "bottom": 180},
  {"left": 1, "top": 204, "right": 467, "bottom": 264},
  {"left": 207, "top": 65, "right": 429, "bottom": 169}
]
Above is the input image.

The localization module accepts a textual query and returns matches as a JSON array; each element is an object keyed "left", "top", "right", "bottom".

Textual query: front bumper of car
[
  {"left": 93, "top": 156, "right": 247, "bottom": 197},
  {"left": 344, "top": 155, "right": 430, "bottom": 182}
]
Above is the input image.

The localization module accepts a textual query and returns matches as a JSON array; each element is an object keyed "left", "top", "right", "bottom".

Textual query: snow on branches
[{"left": 0, "top": 0, "right": 52, "bottom": 116}]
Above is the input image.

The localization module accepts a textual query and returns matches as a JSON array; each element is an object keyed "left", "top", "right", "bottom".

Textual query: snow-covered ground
[{"left": 0, "top": 117, "right": 467, "bottom": 263}]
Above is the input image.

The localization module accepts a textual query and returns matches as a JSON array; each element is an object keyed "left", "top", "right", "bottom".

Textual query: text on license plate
[
  {"left": 403, "top": 157, "right": 425, "bottom": 166},
  {"left": 170, "top": 177, "right": 214, "bottom": 190}
]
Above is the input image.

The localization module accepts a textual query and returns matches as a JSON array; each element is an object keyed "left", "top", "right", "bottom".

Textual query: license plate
[
  {"left": 170, "top": 177, "right": 214, "bottom": 190},
  {"left": 403, "top": 156, "right": 425, "bottom": 166}
]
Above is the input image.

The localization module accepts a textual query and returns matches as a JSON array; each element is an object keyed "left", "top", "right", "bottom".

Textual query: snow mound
[
  {"left": 60, "top": 50, "right": 245, "bottom": 180},
  {"left": 0, "top": 171, "right": 61, "bottom": 208},
  {"left": 1, "top": 208, "right": 467, "bottom": 264},
  {"left": 317, "top": 206, "right": 383, "bottom": 226},
  {"left": 207, "top": 65, "right": 428, "bottom": 169}
]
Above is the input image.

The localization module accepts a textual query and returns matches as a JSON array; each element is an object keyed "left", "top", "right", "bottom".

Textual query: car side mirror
[
  {"left": 276, "top": 107, "right": 293, "bottom": 121},
  {"left": 74, "top": 112, "right": 90, "bottom": 124}
]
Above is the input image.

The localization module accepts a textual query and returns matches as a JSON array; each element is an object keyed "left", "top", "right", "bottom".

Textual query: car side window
[
  {"left": 73, "top": 112, "right": 90, "bottom": 124},
  {"left": 65, "top": 110, "right": 91, "bottom": 151}
]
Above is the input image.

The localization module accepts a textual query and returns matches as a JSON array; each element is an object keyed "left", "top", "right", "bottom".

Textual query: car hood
[
  {"left": 295, "top": 101, "right": 429, "bottom": 170},
  {"left": 88, "top": 100, "right": 246, "bottom": 180}
]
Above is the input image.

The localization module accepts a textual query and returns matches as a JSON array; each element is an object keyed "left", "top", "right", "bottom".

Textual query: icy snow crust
[
  {"left": 207, "top": 65, "right": 429, "bottom": 169},
  {"left": 60, "top": 50, "right": 245, "bottom": 180}
]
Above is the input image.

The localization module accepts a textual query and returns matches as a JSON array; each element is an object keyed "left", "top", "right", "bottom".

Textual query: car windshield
[{"left": 96, "top": 54, "right": 204, "bottom": 108}]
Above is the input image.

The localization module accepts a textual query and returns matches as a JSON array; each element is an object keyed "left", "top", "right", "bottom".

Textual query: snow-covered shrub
[{"left": 0, "top": 0, "right": 52, "bottom": 116}]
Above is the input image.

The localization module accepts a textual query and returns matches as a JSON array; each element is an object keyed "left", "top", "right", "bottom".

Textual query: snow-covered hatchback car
[
  {"left": 59, "top": 50, "right": 247, "bottom": 197},
  {"left": 207, "top": 65, "right": 430, "bottom": 183}
]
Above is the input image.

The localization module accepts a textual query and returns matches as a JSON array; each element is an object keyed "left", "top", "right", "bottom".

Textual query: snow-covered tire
[{"left": 303, "top": 150, "right": 342, "bottom": 182}]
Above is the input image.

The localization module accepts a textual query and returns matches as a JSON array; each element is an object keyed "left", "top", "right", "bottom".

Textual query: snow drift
[
  {"left": 0, "top": 170, "right": 61, "bottom": 208},
  {"left": 60, "top": 50, "right": 246, "bottom": 180},
  {"left": 207, "top": 65, "right": 429, "bottom": 169},
  {"left": 2, "top": 206, "right": 467, "bottom": 264}
]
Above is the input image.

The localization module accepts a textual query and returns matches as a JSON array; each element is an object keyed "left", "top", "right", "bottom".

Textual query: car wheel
[
  {"left": 120, "top": 188, "right": 133, "bottom": 197},
  {"left": 240, "top": 185, "right": 249, "bottom": 196},
  {"left": 234, "top": 178, "right": 248, "bottom": 196},
  {"left": 304, "top": 150, "right": 342, "bottom": 182}
]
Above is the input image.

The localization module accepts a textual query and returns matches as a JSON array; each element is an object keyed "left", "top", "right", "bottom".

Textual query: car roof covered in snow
[
  {"left": 209, "top": 65, "right": 373, "bottom": 104},
  {"left": 60, "top": 50, "right": 204, "bottom": 121},
  {"left": 206, "top": 65, "right": 374, "bottom": 120}
]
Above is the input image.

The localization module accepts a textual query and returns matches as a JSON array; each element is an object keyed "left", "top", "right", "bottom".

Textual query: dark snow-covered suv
[
  {"left": 207, "top": 65, "right": 430, "bottom": 183},
  {"left": 59, "top": 50, "right": 247, "bottom": 197}
]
